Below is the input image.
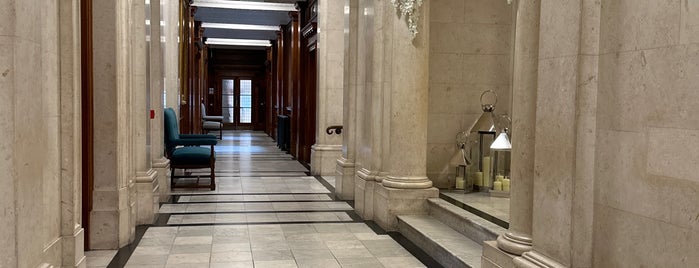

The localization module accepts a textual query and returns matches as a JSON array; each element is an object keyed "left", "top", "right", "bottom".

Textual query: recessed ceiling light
[
  {"left": 205, "top": 38, "right": 272, "bottom": 47},
  {"left": 191, "top": 0, "right": 297, "bottom": 12},
  {"left": 201, "top": 22, "right": 280, "bottom": 31}
]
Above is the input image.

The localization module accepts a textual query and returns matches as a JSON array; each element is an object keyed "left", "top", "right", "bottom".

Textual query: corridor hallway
[{"left": 111, "top": 131, "right": 429, "bottom": 268}]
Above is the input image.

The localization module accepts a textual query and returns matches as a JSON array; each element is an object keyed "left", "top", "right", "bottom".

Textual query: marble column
[
  {"left": 372, "top": 0, "right": 439, "bottom": 230},
  {"left": 494, "top": 0, "right": 540, "bottom": 257},
  {"left": 59, "top": 0, "right": 87, "bottom": 266},
  {"left": 150, "top": 0, "right": 171, "bottom": 203},
  {"left": 0, "top": 0, "right": 85, "bottom": 266},
  {"left": 163, "top": 0, "right": 181, "bottom": 114},
  {"left": 353, "top": 0, "right": 383, "bottom": 219},
  {"left": 513, "top": 0, "right": 591, "bottom": 266},
  {"left": 311, "top": 0, "right": 344, "bottom": 176},
  {"left": 335, "top": 0, "right": 359, "bottom": 200},
  {"left": 91, "top": 0, "right": 137, "bottom": 249},
  {"left": 133, "top": 0, "right": 160, "bottom": 226}
]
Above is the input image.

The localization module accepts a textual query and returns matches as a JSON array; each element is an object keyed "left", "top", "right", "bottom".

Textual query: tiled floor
[
  {"left": 114, "top": 131, "right": 426, "bottom": 268},
  {"left": 86, "top": 250, "right": 118, "bottom": 268}
]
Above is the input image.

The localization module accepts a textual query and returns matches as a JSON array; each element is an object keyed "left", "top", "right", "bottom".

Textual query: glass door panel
[
  {"left": 239, "top": 80, "right": 252, "bottom": 123},
  {"left": 222, "top": 79, "right": 235, "bottom": 123}
]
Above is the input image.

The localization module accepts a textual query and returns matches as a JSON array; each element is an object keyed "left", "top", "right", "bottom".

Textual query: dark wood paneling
[{"left": 80, "top": 0, "right": 94, "bottom": 251}]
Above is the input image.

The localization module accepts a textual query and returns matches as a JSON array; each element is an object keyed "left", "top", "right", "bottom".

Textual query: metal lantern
[
  {"left": 466, "top": 90, "right": 498, "bottom": 192},
  {"left": 455, "top": 132, "right": 476, "bottom": 192},
  {"left": 489, "top": 114, "right": 512, "bottom": 196}
]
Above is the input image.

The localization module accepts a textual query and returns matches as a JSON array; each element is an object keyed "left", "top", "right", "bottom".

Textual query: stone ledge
[
  {"left": 428, "top": 198, "right": 506, "bottom": 244},
  {"left": 397, "top": 214, "right": 483, "bottom": 268}
]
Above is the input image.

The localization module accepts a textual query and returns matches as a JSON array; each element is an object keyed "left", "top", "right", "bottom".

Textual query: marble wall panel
[
  {"left": 463, "top": 0, "right": 511, "bottom": 24},
  {"left": 427, "top": 0, "right": 512, "bottom": 187},
  {"left": 431, "top": 0, "right": 465, "bottom": 24},
  {"left": 538, "top": 0, "right": 581, "bottom": 59},
  {"left": 0, "top": 0, "right": 14, "bottom": 36},
  {"left": 461, "top": 24, "right": 511, "bottom": 55},
  {"left": 593, "top": 205, "right": 699, "bottom": 267},
  {"left": 600, "top": 0, "right": 679, "bottom": 54},
  {"left": 680, "top": 0, "right": 699, "bottom": 44},
  {"left": 531, "top": 56, "right": 578, "bottom": 265},
  {"left": 648, "top": 127, "right": 699, "bottom": 183},
  {"left": 428, "top": 53, "right": 462, "bottom": 84},
  {"left": 592, "top": 1, "right": 699, "bottom": 266},
  {"left": 596, "top": 51, "right": 649, "bottom": 132},
  {"left": 15, "top": 36, "right": 46, "bottom": 268},
  {"left": 461, "top": 55, "right": 511, "bottom": 86},
  {"left": 0, "top": 36, "right": 17, "bottom": 268}
]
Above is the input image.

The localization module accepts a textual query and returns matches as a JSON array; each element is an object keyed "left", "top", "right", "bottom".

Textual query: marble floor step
[
  {"left": 427, "top": 198, "right": 506, "bottom": 244},
  {"left": 175, "top": 194, "right": 333, "bottom": 202},
  {"left": 167, "top": 211, "right": 356, "bottom": 225},
  {"left": 159, "top": 201, "right": 353, "bottom": 213},
  {"left": 397, "top": 215, "right": 482, "bottom": 268}
]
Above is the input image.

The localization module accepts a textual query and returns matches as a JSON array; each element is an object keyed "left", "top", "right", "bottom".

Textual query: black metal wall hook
[{"left": 326, "top": 125, "right": 343, "bottom": 135}]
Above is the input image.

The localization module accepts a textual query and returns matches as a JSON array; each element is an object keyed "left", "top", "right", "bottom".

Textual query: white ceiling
[{"left": 194, "top": 0, "right": 305, "bottom": 43}]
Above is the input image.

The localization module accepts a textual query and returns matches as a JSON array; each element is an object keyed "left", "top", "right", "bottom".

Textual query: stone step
[
  {"left": 427, "top": 198, "right": 506, "bottom": 244},
  {"left": 397, "top": 214, "right": 483, "bottom": 268}
]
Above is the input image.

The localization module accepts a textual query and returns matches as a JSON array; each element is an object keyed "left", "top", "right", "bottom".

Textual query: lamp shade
[{"left": 490, "top": 131, "right": 511, "bottom": 151}]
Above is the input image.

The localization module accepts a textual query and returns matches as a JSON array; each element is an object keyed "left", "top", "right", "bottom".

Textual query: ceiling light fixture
[
  {"left": 201, "top": 22, "right": 280, "bottom": 31},
  {"left": 191, "top": 0, "right": 297, "bottom": 12},
  {"left": 205, "top": 38, "right": 272, "bottom": 47}
]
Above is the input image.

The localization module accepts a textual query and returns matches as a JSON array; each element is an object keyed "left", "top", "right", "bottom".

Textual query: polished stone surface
[
  {"left": 85, "top": 250, "right": 117, "bottom": 268},
  {"left": 118, "top": 131, "right": 426, "bottom": 267},
  {"left": 440, "top": 191, "right": 509, "bottom": 224}
]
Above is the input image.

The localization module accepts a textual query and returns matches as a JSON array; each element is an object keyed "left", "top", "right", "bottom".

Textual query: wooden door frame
[{"left": 80, "top": 0, "right": 94, "bottom": 251}]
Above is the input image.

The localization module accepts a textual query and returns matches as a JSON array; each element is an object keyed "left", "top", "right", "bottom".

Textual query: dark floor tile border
[
  {"left": 439, "top": 193, "right": 509, "bottom": 229},
  {"left": 162, "top": 209, "right": 355, "bottom": 215},
  {"left": 169, "top": 199, "right": 338, "bottom": 204},
  {"left": 312, "top": 175, "right": 336, "bottom": 194},
  {"left": 154, "top": 220, "right": 363, "bottom": 227},
  {"left": 106, "top": 225, "right": 147, "bottom": 268},
  {"left": 387, "top": 231, "right": 446, "bottom": 268},
  {"left": 361, "top": 220, "right": 444, "bottom": 268},
  {"left": 170, "top": 192, "right": 332, "bottom": 197}
]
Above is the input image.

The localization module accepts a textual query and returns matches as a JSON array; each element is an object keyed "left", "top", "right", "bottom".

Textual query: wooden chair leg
[
  {"left": 170, "top": 166, "right": 175, "bottom": 189},
  {"left": 210, "top": 145, "right": 216, "bottom": 190}
]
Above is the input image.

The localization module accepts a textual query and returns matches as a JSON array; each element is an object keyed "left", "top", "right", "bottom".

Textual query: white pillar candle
[
  {"left": 493, "top": 180, "right": 503, "bottom": 191},
  {"left": 495, "top": 175, "right": 504, "bottom": 182},
  {"left": 482, "top": 157, "right": 491, "bottom": 187},
  {"left": 474, "top": 172, "right": 483, "bottom": 186},
  {"left": 455, "top": 176, "right": 465, "bottom": 189},
  {"left": 502, "top": 178, "right": 510, "bottom": 192}
]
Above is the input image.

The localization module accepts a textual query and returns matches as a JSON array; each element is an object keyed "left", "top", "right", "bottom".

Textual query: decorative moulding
[{"left": 390, "top": 0, "right": 423, "bottom": 39}]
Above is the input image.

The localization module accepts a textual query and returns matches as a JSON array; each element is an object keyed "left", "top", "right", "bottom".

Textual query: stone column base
[
  {"left": 482, "top": 240, "right": 516, "bottom": 268},
  {"left": 90, "top": 186, "right": 131, "bottom": 249},
  {"left": 372, "top": 184, "right": 439, "bottom": 231},
  {"left": 514, "top": 251, "right": 566, "bottom": 268},
  {"left": 335, "top": 157, "right": 356, "bottom": 200},
  {"left": 354, "top": 168, "right": 378, "bottom": 219},
  {"left": 62, "top": 227, "right": 86, "bottom": 268},
  {"left": 311, "top": 144, "right": 342, "bottom": 175},
  {"left": 136, "top": 169, "right": 159, "bottom": 225},
  {"left": 497, "top": 232, "right": 533, "bottom": 256},
  {"left": 152, "top": 158, "right": 170, "bottom": 202}
]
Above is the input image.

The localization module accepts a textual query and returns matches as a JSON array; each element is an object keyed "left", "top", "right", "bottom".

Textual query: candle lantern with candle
[
  {"left": 489, "top": 114, "right": 512, "bottom": 197},
  {"left": 465, "top": 90, "right": 498, "bottom": 192},
  {"left": 455, "top": 131, "right": 477, "bottom": 192}
]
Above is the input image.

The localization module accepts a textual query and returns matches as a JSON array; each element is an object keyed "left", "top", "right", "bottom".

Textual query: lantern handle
[{"left": 480, "top": 90, "right": 498, "bottom": 112}]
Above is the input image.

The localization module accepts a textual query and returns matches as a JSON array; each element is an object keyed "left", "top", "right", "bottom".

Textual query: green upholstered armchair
[
  {"left": 201, "top": 103, "right": 223, "bottom": 140},
  {"left": 164, "top": 107, "right": 218, "bottom": 190}
]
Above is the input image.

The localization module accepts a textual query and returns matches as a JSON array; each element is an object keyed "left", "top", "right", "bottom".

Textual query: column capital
[{"left": 497, "top": 231, "right": 533, "bottom": 256}]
